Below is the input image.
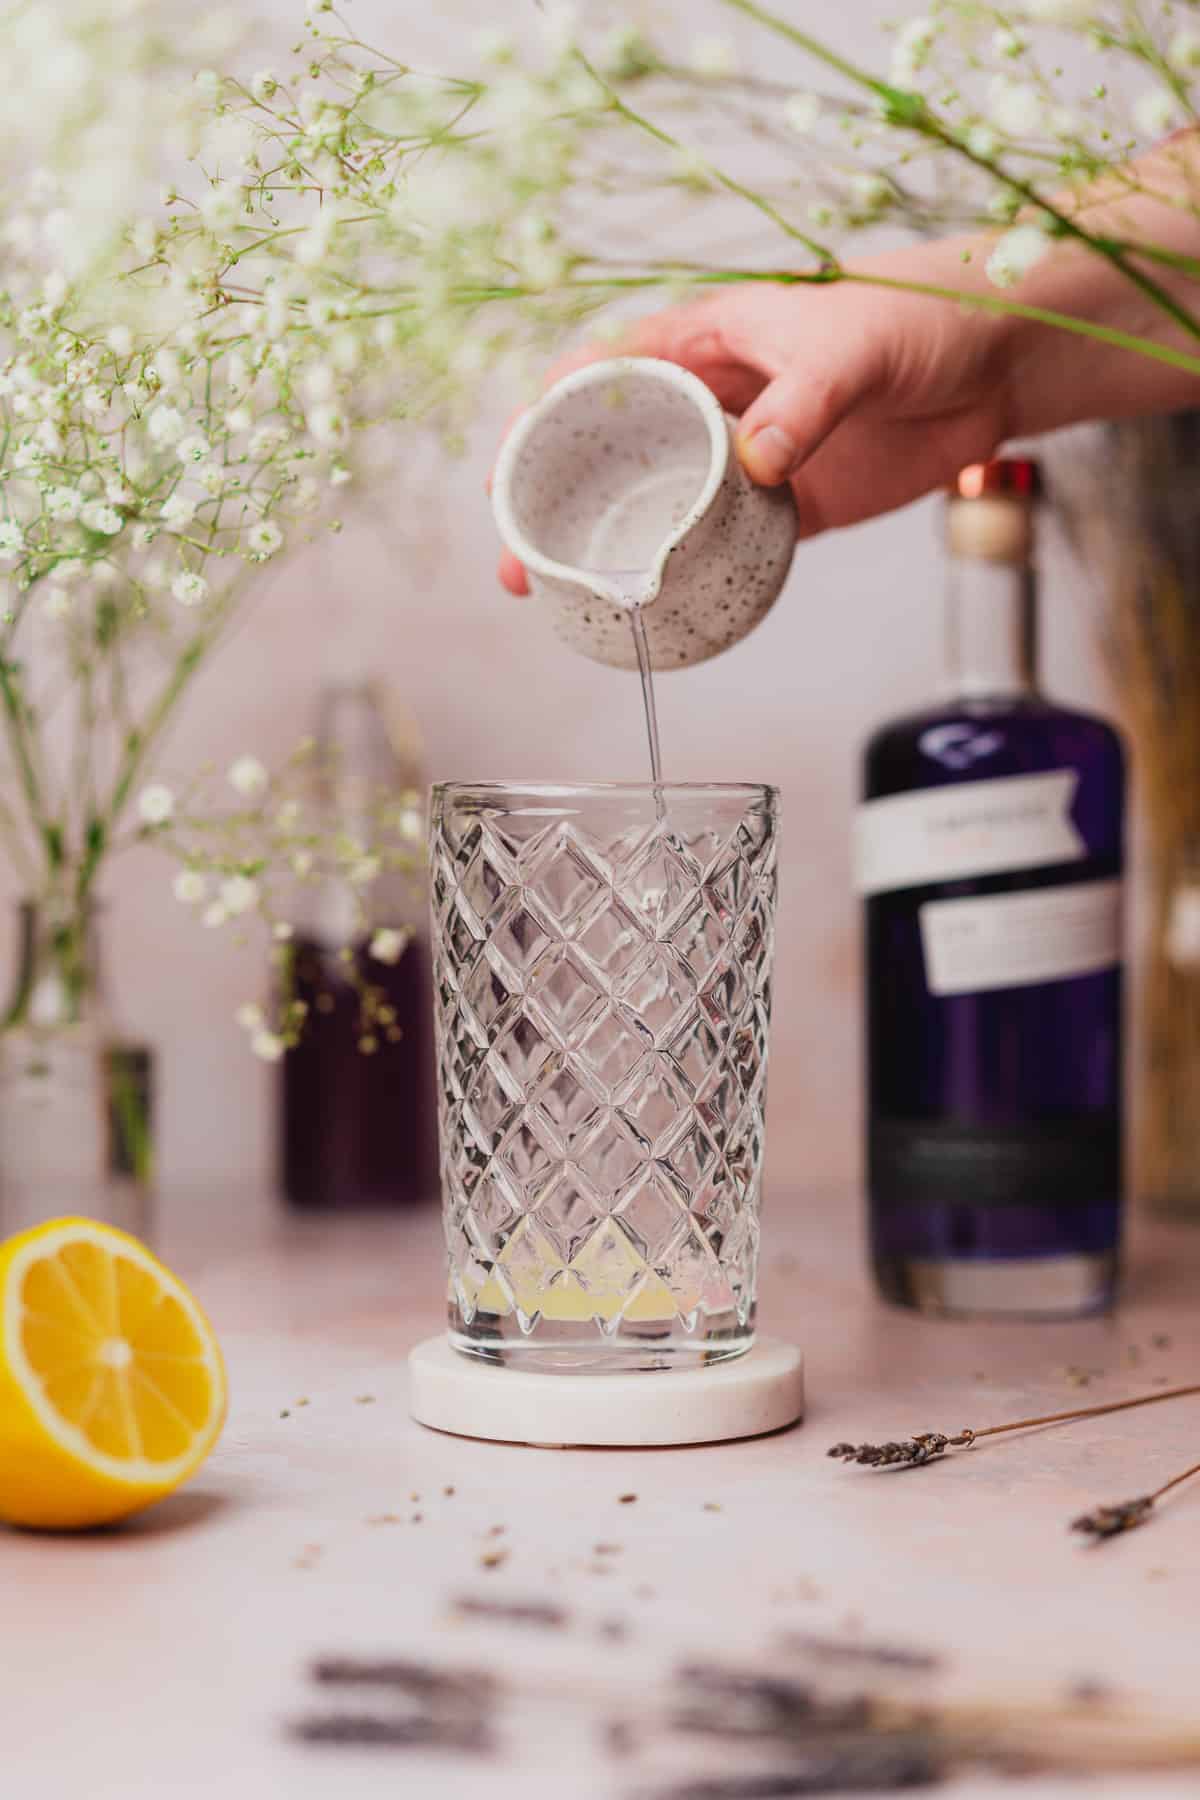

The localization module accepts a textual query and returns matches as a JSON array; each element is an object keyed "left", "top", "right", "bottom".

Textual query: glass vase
[
  {"left": 430, "top": 781, "right": 778, "bottom": 1374},
  {"left": 0, "top": 901, "right": 154, "bottom": 1241}
]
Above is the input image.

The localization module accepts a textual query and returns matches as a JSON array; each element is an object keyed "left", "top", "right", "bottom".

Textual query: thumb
[{"left": 734, "top": 360, "right": 869, "bottom": 487}]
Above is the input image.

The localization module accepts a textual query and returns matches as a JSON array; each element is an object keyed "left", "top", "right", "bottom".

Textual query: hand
[
  {"left": 496, "top": 237, "right": 1018, "bottom": 595},
  {"left": 497, "top": 162, "right": 1200, "bottom": 596}
]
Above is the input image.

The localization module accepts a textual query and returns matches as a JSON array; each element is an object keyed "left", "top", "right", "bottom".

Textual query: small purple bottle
[
  {"left": 860, "top": 460, "right": 1124, "bottom": 1318},
  {"left": 281, "top": 680, "right": 439, "bottom": 1211}
]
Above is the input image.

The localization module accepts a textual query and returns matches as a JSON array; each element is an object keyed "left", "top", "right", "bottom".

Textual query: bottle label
[
  {"left": 856, "top": 770, "right": 1085, "bottom": 896},
  {"left": 870, "top": 1117, "right": 1119, "bottom": 1209},
  {"left": 918, "top": 878, "right": 1121, "bottom": 997}
]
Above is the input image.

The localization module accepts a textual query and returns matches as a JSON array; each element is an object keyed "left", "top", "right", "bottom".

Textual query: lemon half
[{"left": 0, "top": 1217, "right": 227, "bottom": 1530}]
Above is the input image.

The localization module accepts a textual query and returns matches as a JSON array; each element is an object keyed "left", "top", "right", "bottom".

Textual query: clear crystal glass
[{"left": 430, "top": 781, "right": 778, "bottom": 1373}]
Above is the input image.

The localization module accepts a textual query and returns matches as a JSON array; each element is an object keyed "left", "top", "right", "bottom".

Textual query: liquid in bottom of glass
[{"left": 430, "top": 780, "right": 778, "bottom": 1373}]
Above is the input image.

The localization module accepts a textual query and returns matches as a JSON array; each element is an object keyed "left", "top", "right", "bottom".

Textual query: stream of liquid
[{"left": 591, "top": 570, "right": 663, "bottom": 787}]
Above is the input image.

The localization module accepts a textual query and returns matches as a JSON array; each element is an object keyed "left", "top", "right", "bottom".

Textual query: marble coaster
[{"left": 408, "top": 1335, "right": 804, "bottom": 1448}]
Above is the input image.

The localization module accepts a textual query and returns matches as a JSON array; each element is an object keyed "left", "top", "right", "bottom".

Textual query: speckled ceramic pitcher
[{"left": 491, "top": 357, "right": 798, "bottom": 672}]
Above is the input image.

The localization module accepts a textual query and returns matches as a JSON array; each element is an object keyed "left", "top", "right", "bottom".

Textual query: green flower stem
[
  {"left": 577, "top": 51, "right": 834, "bottom": 265},
  {"left": 836, "top": 269, "right": 1200, "bottom": 375},
  {"left": 341, "top": 259, "right": 1200, "bottom": 376},
  {"left": 1106, "top": 238, "right": 1200, "bottom": 279},
  {"left": 719, "top": 0, "right": 1200, "bottom": 346},
  {"left": 0, "top": 658, "right": 54, "bottom": 880},
  {"left": 104, "top": 633, "right": 210, "bottom": 841}
]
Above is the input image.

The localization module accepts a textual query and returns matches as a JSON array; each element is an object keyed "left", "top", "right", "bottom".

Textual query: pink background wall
[{"left": 53, "top": 2, "right": 1112, "bottom": 1216}]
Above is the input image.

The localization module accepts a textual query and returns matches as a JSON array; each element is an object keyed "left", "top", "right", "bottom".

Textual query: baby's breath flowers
[
  {"left": 2, "top": 0, "right": 1200, "bottom": 1060},
  {"left": 146, "top": 736, "right": 425, "bottom": 1047}
]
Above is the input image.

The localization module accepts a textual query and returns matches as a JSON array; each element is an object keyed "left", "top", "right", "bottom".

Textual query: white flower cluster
[{"left": 1, "top": 0, "right": 1198, "bottom": 1063}]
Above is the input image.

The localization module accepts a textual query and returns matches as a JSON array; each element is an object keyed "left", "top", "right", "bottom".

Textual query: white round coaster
[{"left": 408, "top": 1335, "right": 804, "bottom": 1448}]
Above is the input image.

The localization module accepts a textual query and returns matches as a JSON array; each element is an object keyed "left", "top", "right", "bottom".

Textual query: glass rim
[{"left": 432, "top": 779, "right": 777, "bottom": 805}]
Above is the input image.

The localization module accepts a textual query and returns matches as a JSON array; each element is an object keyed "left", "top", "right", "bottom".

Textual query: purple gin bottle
[{"left": 860, "top": 460, "right": 1124, "bottom": 1318}]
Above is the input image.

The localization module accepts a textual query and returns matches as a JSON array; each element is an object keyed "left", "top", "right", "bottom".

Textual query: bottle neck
[{"left": 944, "top": 553, "right": 1038, "bottom": 701}]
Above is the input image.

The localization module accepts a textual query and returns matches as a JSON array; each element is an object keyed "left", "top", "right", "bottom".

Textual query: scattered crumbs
[
  {"left": 779, "top": 1631, "right": 942, "bottom": 1673},
  {"left": 598, "top": 1618, "right": 630, "bottom": 1644},
  {"left": 355, "top": 1394, "right": 377, "bottom": 1406},
  {"left": 1065, "top": 1365, "right": 1105, "bottom": 1389},
  {"left": 485, "top": 1524, "right": 507, "bottom": 1539},
  {"left": 280, "top": 1409, "right": 291, "bottom": 1419},
  {"left": 1126, "top": 1344, "right": 1143, "bottom": 1367},
  {"left": 604, "top": 1718, "right": 636, "bottom": 1757},
  {"left": 618, "top": 1493, "right": 638, "bottom": 1505},
  {"left": 1066, "top": 1678, "right": 1112, "bottom": 1706},
  {"left": 586, "top": 1562, "right": 615, "bottom": 1577},
  {"left": 410, "top": 1492, "right": 420, "bottom": 1502},
  {"left": 452, "top": 1595, "right": 568, "bottom": 1630},
  {"left": 411, "top": 1513, "right": 424, "bottom": 1525},
  {"left": 1153, "top": 1375, "right": 1174, "bottom": 1387},
  {"left": 1152, "top": 1333, "right": 1173, "bottom": 1351},
  {"left": 593, "top": 1543, "right": 622, "bottom": 1556},
  {"left": 702, "top": 1502, "right": 722, "bottom": 1513},
  {"left": 1147, "top": 1567, "right": 1168, "bottom": 1581},
  {"left": 296, "top": 1397, "right": 311, "bottom": 1407},
  {"left": 479, "top": 1549, "right": 510, "bottom": 1571},
  {"left": 973, "top": 1371, "right": 988, "bottom": 1382},
  {"left": 367, "top": 1513, "right": 401, "bottom": 1527},
  {"left": 293, "top": 1544, "right": 323, "bottom": 1571},
  {"left": 444, "top": 1486, "right": 456, "bottom": 1497}
]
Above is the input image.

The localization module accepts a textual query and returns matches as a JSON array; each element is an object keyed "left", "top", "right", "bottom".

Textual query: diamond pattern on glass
[
  {"left": 491, "top": 1013, "right": 553, "bottom": 1089},
  {"left": 534, "top": 1168, "right": 607, "bottom": 1264},
  {"left": 613, "top": 1167, "right": 690, "bottom": 1261},
  {"left": 621, "top": 836, "right": 699, "bottom": 936},
  {"left": 534, "top": 1064, "right": 603, "bottom": 1150},
  {"left": 575, "top": 898, "right": 647, "bottom": 983},
  {"left": 431, "top": 790, "right": 776, "bottom": 1354},
  {"left": 458, "top": 845, "right": 510, "bottom": 927},
  {"left": 573, "top": 1004, "right": 650, "bottom": 1100},
  {"left": 614, "top": 1053, "right": 693, "bottom": 1153},
  {"left": 526, "top": 947, "right": 607, "bottom": 1045},
  {"left": 615, "top": 947, "right": 694, "bottom": 1044},
  {"left": 488, "top": 903, "right": 552, "bottom": 981},
  {"left": 523, "top": 825, "right": 610, "bottom": 931}
]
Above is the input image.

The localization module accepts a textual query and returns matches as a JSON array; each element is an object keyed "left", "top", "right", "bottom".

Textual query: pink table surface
[{"left": 7, "top": 1187, "right": 1200, "bottom": 1799}]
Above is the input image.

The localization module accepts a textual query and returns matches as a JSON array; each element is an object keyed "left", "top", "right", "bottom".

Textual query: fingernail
[{"left": 740, "top": 423, "right": 797, "bottom": 485}]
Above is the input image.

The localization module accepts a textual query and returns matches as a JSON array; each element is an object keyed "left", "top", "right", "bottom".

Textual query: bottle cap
[
  {"left": 949, "top": 458, "right": 1042, "bottom": 501},
  {"left": 945, "top": 459, "right": 1038, "bottom": 562}
]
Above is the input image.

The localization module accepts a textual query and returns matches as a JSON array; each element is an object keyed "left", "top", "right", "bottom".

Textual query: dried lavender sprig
[
  {"left": 640, "top": 1733, "right": 944, "bottom": 1798},
  {"left": 311, "top": 1655, "right": 494, "bottom": 1701},
  {"left": 450, "top": 1595, "right": 569, "bottom": 1631},
  {"left": 829, "top": 1382, "right": 1200, "bottom": 1470},
  {"left": 1072, "top": 1456, "right": 1200, "bottom": 1541},
  {"left": 777, "top": 1633, "right": 941, "bottom": 1674},
  {"left": 291, "top": 1711, "right": 494, "bottom": 1752},
  {"left": 827, "top": 1433, "right": 968, "bottom": 1468}
]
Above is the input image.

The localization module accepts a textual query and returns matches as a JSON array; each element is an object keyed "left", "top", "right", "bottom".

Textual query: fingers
[
  {"left": 735, "top": 352, "right": 878, "bottom": 489},
  {"left": 498, "top": 548, "right": 529, "bottom": 595}
]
